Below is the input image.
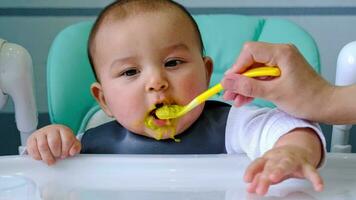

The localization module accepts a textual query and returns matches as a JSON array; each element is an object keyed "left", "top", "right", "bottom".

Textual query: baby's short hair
[{"left": 87, "top": 0, "right": 204, "bottom": 81}]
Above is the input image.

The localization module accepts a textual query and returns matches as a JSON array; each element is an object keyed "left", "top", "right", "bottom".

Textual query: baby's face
[{"left": 92, "top": 11, "right": 212, "bottom": 139}]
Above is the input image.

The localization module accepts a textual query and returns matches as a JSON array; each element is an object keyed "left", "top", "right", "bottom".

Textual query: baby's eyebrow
[
  {"left": 162, "top": 43, "right": 190, "bottom": 53},
  {"left": 110, "top": 44, "right": 190, "bottom": 69},
  {"left": 110, "top": 56, "right": 137, "bottom": 69}
]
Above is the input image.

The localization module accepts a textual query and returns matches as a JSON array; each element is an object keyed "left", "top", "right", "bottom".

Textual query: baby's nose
[
  {"left": 145, "top": 67, "right": 170, "bottom": 92},
  {"left": 147, "top": 81, "right": 168, "bottom": 92}
]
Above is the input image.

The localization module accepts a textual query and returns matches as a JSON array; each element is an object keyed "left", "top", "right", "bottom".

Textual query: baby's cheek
[
  {"left": 181, "top": 84, "right": 204, "bottom": 100},
  {"left": 116, "top": 114, "right": 143, "bottom": 133},
  {"left": 176, "top": 104, "right": 204, "bottom": 133}
]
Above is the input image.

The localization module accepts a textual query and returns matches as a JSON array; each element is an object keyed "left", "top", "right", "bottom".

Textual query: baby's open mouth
[
  {"left": 144, "top": 103, "right": 180, "bottom": 141},
  {"left": 149, "top": 103, "right": 164, "bottom": 119},
  {"left": 147, "top": 103, "right": 170, "bottom": 127}
]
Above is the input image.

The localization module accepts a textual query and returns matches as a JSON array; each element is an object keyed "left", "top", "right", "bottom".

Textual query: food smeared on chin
[{"left": 144, "top": 103, "right": 180, "bottom": 142}]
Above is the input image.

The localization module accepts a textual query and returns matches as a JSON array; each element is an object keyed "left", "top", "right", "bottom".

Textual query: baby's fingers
[
  {"left": 247, "top": 173, "right": 271, "bottom": 196},
  {"left": 252, "top": 160, "right": 289, "bottom": 195},
  {"left": 256, "top": 173, "right": 272, "bottom": 195},
  {"left": 69, "top": 140, "right": 82, "bottom": 156},
  {"left": 247, "top": 173, "right": 260, "bottom": 193},
  {"left": 47, "top": 132, "right": 62, "bottom": 158},
  {"left": 268, "top": 158, "right": 297, "bottom": 183},
  {"left": 303, "top": 164, "right": 324, "bottom": 192},
  {"left": 244, "top": 158, "right": 266, "bottom": 182},
  {"left": 36, "top": 134, "right": 56, "bottom": 165},
  {"left": 26, "top": 136, "right": 41, "bottom": 160},
  {"left": 59, "top": 127, "right": 76, "bottom": 158}
]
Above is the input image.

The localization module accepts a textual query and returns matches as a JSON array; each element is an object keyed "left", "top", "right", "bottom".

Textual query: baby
[{"left": 27, "top": 0, "right": 326, "bottom": 196}]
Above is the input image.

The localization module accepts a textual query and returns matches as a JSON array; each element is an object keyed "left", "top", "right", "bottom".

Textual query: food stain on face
[{"left": 144, "top": 104, "right": 181, "bottom": 142}]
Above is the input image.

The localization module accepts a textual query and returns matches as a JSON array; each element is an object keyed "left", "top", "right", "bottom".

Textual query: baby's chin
[
  {"left": 126, "top": 117, "right": 197, "bottom": 140},
  {"left": 146, "top": 121, "right": 192, "bottom": 140},
  {"left": 144, "top": 111, "right": 201, "bottom": 140},
  {"left": 125, "top": 105, "right": 204, "bottom": 140}
]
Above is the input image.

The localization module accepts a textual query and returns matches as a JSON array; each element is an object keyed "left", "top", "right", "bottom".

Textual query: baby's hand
[
  {"left": 26, "top": 124, "right": 81, "bottom": 165},
  {"left": 244, "top": 145, "right": 324, "bottom": 196}
]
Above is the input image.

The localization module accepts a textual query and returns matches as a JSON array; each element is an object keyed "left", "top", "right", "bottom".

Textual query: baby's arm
[
  {"left": 244, "top": 127, "right": 323, "bottom": 195},
  {"left": 26, "top": 124, "right": 81, "bottom": 165},
  {"left": 225, "top": 105, "right": 326, "bottom": 196}
]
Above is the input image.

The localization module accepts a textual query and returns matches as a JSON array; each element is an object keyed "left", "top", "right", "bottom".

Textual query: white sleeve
[{"left": 225, "top": 105, "right": 326, "bottom": 164}]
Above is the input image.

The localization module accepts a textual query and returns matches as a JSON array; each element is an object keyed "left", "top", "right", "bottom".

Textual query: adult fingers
[
  {"left": 222, "top": 90, "right": 237, "bottom": 101},
  {"left": 230, "top": 42, "right": 279, "bottom": 74},
  {"left": 234, "top": 96, "right": 254, "bottom": 107},
  {"left": 222, "top": 73, "right": 271, "bottom": 99}
]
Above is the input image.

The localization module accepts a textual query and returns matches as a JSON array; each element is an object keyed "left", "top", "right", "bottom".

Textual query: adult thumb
[{"left": 221, "top": 73, "right": 269, "bottom": 98}]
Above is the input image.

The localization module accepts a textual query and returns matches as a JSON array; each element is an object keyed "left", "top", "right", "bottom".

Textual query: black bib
[{"left": 81, "top": 101, "right": 230, "bottom": 154}]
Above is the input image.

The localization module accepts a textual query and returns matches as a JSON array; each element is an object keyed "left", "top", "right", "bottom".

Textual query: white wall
[
  {"left": 1, "top": 0, "right": 356, "bottom": 112},
  {"left": 283, "top": 16, "right": 356, "bottom": 84}
]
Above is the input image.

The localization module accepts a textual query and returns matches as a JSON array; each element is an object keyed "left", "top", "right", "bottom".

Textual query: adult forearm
[
  {"left": 321, "top": 85, "right": 356, "bottom": 124},
  {"left": 292, "top": 80, "right": 356, "bottom": 124}
]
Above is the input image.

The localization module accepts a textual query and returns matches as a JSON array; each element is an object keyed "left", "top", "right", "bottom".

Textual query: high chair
[
  {"left": 331, "top": 41, "right": 356, "bottom": 153},
  {"left": 0, "top": 38, "right": 38, "bottom": 153},
  {"left": 46, "top": 15, "right": 320, "bottom": 134}
]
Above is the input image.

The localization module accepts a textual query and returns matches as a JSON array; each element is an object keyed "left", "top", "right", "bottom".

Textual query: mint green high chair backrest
[{"left": 47, "top": 15, "right": 320, "bottom": 134}]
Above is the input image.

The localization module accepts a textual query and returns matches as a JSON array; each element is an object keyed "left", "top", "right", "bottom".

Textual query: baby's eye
[
  {"left": 120, "top": 68, "right": 140, "bottom": 77},
  {"left": 165, "top": 59, "right": 183, "bottom": 67}
]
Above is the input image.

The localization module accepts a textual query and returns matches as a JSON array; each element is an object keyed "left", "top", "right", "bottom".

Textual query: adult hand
[{"left": 222, "top": 42, "right": 334, "bottom": 122}]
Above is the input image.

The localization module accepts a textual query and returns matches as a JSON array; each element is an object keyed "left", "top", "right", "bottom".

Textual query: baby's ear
[
  {"left": 90, "top": 82, "right": 113, "bottom": 117},
  {"left": 203, "top": 56, "right": 213, "bottom": 84}
]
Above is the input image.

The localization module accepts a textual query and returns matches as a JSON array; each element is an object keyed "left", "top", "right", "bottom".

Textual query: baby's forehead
[
  {"left": 95, "top": 9, "right": 198, "bottom": 48},
  {"left": 103, "top": 2, "right": 185, "bottom": 23},
  {"left": 104, "top": 7, "right": 191, "bottom": 28},
  {"left": 95, "top": 16, "right": 198, "bottom": 63}
]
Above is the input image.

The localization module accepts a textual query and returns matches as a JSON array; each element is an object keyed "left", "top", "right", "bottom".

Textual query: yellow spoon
[{"left": 155, "top": 66, "right": 281, "bottom": 120}]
